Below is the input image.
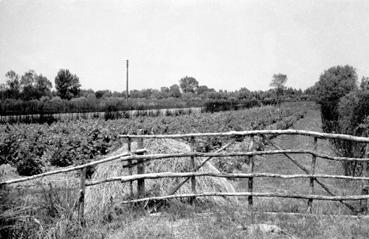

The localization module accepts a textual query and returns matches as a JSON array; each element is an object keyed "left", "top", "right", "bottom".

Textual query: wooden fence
[{"left": 2, "top": 129, "right": 369, "bottom": 225}]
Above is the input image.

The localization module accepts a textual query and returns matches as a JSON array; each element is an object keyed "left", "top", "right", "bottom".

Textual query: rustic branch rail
[
  {"left": 0, "top": 149, "right": 146, "bottom": 186},
  {"left": 121, "top": 192, "right": 369, "bottom": 204},
  {"left": 119, "top": 129, "right": 369, "bottom": 143},
  {"left": 118, "top": 151, "right": 369, "bottom": 163},
  {"left": 3, "top": 149, "right": 369, "bottom": 186},
  {"left": 86, "top": 172, "right": 369, "bottom": 187}
]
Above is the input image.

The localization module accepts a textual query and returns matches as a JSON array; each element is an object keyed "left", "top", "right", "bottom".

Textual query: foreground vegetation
[
  {"left": 0, "top": 102, "right": 307, "bottom": 177},
  {"left": 0, "top": 102, "right": 309, "bottom": 238}
]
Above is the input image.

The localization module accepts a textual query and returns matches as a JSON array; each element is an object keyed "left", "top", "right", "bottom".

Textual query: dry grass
[
  {"left": 99, "top": 203, "right": 369, "bottom": 239},
  {"left": 85, "top": 138, "right": 237, "bottom": 221}
]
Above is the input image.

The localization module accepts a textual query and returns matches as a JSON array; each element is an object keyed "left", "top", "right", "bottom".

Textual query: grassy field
[{"left": 2, "top": 102, "right": 369, "bottom": 238}]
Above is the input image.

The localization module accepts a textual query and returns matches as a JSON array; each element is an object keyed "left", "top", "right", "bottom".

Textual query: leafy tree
[
  {"left": 197, "top": 85, "right": 210, "bottom": 95},
  {"left": 315, "top": 65, "right": 357, "bottom": 132},
  {"left": 237, "top": 87, "right": 252, "bottom": 101},
  {"left": 4, "top": 70, "right": 20, "bottom": 99},
  {"left": 270, "top": 73, "right": 287, "bottom": 89},
  {"left": 270, "top": 73, "right": 287, "bottom": 105},
  {"left": 20, "top": 70, "right": 52, "bottom": 100},
  {"left": 35, "top": 74, "right": 52, "bottom": 96},
  {"left": 55, "top": 69, "right": 81, "bottom": 100},
  {"left": 158, "top": 87, "right": 170, "bottom": 99},
  {"left": 179, "top": 76, "right": 199, "bottom": 93},
  {"left": 95, "top": 90, "right": 112, "bottom": 99},
  {"left": 169, "top": 84, "right": 181, "bottom": 98}
]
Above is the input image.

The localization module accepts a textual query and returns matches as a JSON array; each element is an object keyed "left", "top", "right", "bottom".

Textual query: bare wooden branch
[
  {"left": 119, "top": 129, "right": 369, "bottom": 143},
  {"left": 86, "top": 172, "right": 369, "bottom": 187},
  {"left": 0, "top": 149, "right": 147, "bottom": 186},
  {"left": 3, "top": 148, "right": 369, "bottom": 186},
  {"left": 121, "top": 192, "right": 369, "bottom": 204},
  {"left": 117, "top": 150, "right": 369, "bottom": 163},
  {"left": 260, "top": 211, "right": 369, "bottom": 220}
]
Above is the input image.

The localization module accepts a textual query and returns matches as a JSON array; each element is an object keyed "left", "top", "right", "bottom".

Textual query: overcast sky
[{"left": 1, "top": 0, "right": 369, "bottom": 91}]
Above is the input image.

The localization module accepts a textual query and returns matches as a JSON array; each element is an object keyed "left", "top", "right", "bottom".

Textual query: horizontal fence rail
[
  {"left": 121, "top": 192, "right": 369, "bottom": 205},
  {"left": 119, "top": 129, "right": 369, "bottom": 143},
  {"left": 86, "top": 172, "right": 369, "bottom": 187},
  {"left": 3, "top": 149, "right": 369, "bottom": 186},
  {"left": 0, "top": 149, "right": 146, "bottom": 186},
  {"left": 115, "top": 151, "right": 369, "bottom": 163}
]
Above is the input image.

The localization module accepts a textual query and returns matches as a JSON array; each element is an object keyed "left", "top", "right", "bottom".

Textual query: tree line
[{"left": 0, "top": 69, "right": 309, "bottom": 115}]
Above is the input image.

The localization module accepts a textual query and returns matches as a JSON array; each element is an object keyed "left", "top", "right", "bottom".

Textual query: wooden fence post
[
  {"left": 247, "top": 136, "right": 255, "bottom": 224},
  {"left": 190, "top": 136, "right": 196, "bottom": 203},
  {"left": 127, "top": 137, "right": 133, "bottom": 198},
  {"left": 137, "top": 129, "right": 145, "bottom": 198},
  {"left": 308, "top": 137, "right": 318, "bottom": 213},
  {"left": 361, "top": 145, "right": 369, "bottom": 213},
  {"left": 248, "top": 136, "right": 255, "bottom": 207},
  {"left": 78, "top": 167, "right": 86, "bottom": 226}
]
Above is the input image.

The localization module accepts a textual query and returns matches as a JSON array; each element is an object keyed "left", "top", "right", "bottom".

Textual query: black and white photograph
[{"left": 1, "top": 0, "right": 369, "bottom": 238}]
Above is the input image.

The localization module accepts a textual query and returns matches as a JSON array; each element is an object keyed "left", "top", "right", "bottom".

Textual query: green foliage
[
  {"left": 179, "top": 76, "right": 199, "bottom": 93},
  {"left": 315, "top": 65, "right": 358, "bottom": 133},
  {"left": 335, "top": 90, "right": 369, "bottom": 175},
  {"left": 351, "top": 91, "right": 369, "bottom": 130},
  {"left": 169, "top": 84, "right": 181, "bottom": 98},
  {"left": 3, "top": 70, "right": 21, "bottom": 99},
  {"left": 55, "top": 69, "right": 81, "bottom": 100},
  {"left": 20, "top": 70, "right": 52, "bottom": 100},
  {"left": 15, "top": 153, "right": 43, "bottom": 176},
  {"left": 337, "top": 92, "right": 360, "bottom": 134},
  {"left": 270, "top": 73, "right": 287, "bottom": 89}
]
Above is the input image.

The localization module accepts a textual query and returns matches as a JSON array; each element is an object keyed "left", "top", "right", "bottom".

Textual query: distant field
[
  {"left": 0, "top": 102, "right": 307, "bottom": 176},
  {"left": 0, "top": 107, "right": 203, "bottom": 124}
]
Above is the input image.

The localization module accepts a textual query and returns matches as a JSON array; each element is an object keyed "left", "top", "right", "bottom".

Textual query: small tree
[
  {"left": 270, "top": 73, "right": 287, "bottom": 105},
  {"left": 55, "top": 69, "right": 81, "bottom": 100},
  {"left": 179, "top": 76, "right": 199, "bottom": 93},
  {"left": 20, "top": 70, "right": 52, "bottom": 100},
  {"left": 4, "top": 70, "right": 20, "bottom": 99},
  {"left": 169, "top": 84, "right": 181, "bottom": 98}
]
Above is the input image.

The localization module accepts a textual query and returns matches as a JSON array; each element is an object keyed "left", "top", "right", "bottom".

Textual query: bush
[
  {"left": 336, "top": 90, "right": 369, "bottom": 175},
  {"left": 50, "top": 147, "right": 74, "bottom": 167},
  {"left": 15, "top": 151, "right": 43, "bottom": 176},
  {"left": 315, "top": 65, "right": 357, "bottom": 133},
  {"left": 204, "top": 100, "right": 237, "bottom": 113}
]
